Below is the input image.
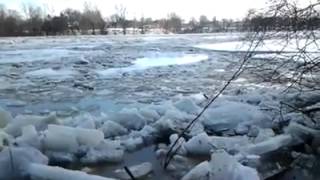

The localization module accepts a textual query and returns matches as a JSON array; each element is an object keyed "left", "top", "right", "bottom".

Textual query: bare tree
[
  {"left": 199, "top": 15, "right": 209, "bottom": 32},
  {"left": 80, "top": 2, "right": 105, "bottom": 35},
  {"left": 62, "top": 8, "right": 82, "bottom": 34},
  {"left": 22, "top": 3, "right": 44, "bottom": 35},
  {"left": 165, "top": 13, "right": 182, "bottom": 33},
  {"left": 0, "top": 4, "right": 6, "bottom": 35},
  {"left": 114, "top": 5, "right": 128, "bottom": 35},
  {"left": 245, "top": 0, "right": 320, "bottom": 93}
]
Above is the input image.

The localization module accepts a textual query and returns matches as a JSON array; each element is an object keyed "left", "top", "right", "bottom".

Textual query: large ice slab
[
  {"left": 184, "top": 133, "right": 249, "bottom": 156},
  {"left": 201, "top": 101, "right": 271, "bottom": 132},
  {"left": 44, "top": 125, "right": 104, "bottom": 153}
]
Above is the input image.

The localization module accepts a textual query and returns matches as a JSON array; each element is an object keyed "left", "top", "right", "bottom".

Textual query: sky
[{"left": 0, "top": 0, "right": 269, "bottom": 20}]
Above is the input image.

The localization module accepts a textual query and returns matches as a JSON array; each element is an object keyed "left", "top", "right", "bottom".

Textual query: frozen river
[
  {"left": 1, "top": 33, "right": 319, "bottom": 180},
  {"left": 0, "top": 33, "right": 254, "bottom": 115}
]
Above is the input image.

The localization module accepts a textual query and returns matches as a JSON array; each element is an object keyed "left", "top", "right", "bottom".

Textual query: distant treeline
[
  {"left": 1, "top": 3, "right": 320, "bottom": 37},
  {"left": 244, "top": 16, "right": 320, "bottom": 32}
]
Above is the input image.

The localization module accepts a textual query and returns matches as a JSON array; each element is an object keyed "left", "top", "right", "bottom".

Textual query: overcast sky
[{"left": 0, "top": 0, "right": 269, "bottom": 20}]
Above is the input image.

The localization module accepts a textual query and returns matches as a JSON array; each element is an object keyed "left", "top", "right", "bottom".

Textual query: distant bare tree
[
  {"left": 114, "top": 5, "right": 128, "bottom": 35},
  {"left": 199, "top": 15, "right": 209, "bottom": 32},
  {"left": 0, "top": 4, "right": 6, "bottom": 35},
  {"left": 22, "top": 3, "right": 44, "bottom": 35},
  {"left": 137, "top": 16, "right": 145, "bottom": 34},
  {"left": 4, "top": 10, "right": 22, "bottom": 35},
  {"left": 80, "top": 2, "right": 105, "bottom": 35},
  {"left": 165, "top": 13, "right": 182, "bottom": 33},
  {"left": 62, "top": 8, "right": 82, "bottom": 33}
]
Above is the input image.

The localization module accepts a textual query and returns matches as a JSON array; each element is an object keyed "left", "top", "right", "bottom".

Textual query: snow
[
  {"left": 114, "top": 162, "right": 153, "bottom": 180},
  {"left": 194, "top": 39, "right": 320, "bottom": 53},
  {"left": 28, "top": 163, "right": 115, "bottom": 180},
  {"left": 96, "top": 53, "right": 208, "bottom": 76}
]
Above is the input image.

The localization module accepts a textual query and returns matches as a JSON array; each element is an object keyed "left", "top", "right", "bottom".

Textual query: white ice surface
[
  {"left": 96, "top": 54, "right": 208, "bottom": 76},
  {"left": 194, "top": 39, "right": 320, "bottom": 53}
]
